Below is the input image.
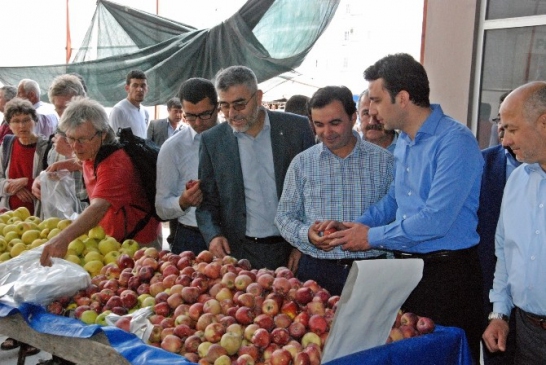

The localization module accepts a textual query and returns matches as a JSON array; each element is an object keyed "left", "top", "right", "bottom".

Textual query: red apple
[
  {"left": 274, "top": 313, "right": 292, "bottom": 329},
  {"left": 119, "top": 289, "right": 138, "bottom": 309},
  {"left": 254, "top": 313, "right": 275, "bottom": 331},
  {"left": 235, "top": 306, "right": 255, "bottom": 325},
  {"left": 251, "top": 328, "right": 271, "bottom": 349},
  {"left": 288, "top": 322, "right": 306, "bottom": 339},
  {"left": 308, "top": 314, "right": 328, "bottom": 335},
  {"left": 271, "top": 327, "right": 290, "bottom": 346},
  {"left": 270, "top": 348, "right": 292, "bottom": 365},
  {"left": 416, "top": 316, "right": 435, "bottom": 334},
  {"left": 161, "top": 334, "right": 182, "bottom": 353},
  {"left": 400, "top": 312, "right": 419, "bottom": 327}
]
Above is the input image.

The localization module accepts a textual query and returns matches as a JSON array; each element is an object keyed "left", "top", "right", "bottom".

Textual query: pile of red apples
[
  {"left": 387, "top": 310, "right": 436, "bottom": 343},
  {"left": 47, "top": 248, "right": 340, "bottom": 365}
]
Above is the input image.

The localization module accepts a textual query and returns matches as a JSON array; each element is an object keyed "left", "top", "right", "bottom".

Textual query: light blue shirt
[
  {"left": 505, "top": 149, "right": 520, "bottom": 178},
  {"left": 234, "top": 112, "right": 280, "bottom": 237},
  {"left": 491, "top": 163, "right": 546, "bottom": 316},
  {"left": 357, "top": 104, "right": 484, "bottom": 253},
  {"left": 155, "top": 124, "right": 200, "bottom": 227},
  {"left": 275, "top": 132, "right": 394, "bottom": 259}
]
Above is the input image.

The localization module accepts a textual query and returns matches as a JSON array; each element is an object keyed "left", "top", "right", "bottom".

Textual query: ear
[
  {"left": 538, "top": 113, "right": 546, "bottom": 131},
  {"left": 125, "top": 84, "right": 130, "bottom": 93},
  {"left": 350, "top": 111, "right": 357, "bottom": 127},
  {"left": 397, "top": 90, "right": 410, "bottom": 107},
  {"left": 255, "top": 89, "right": 264, "bottom": 106}
]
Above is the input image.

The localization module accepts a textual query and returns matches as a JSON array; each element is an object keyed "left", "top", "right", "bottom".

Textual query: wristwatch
[{"left": 488, "top": 312, "right": 509, "bottom": 322}]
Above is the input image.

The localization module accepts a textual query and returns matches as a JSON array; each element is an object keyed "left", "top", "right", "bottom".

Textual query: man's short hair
[
  {"left": 4, "top": 98, "right": 38, "bottom": 123},
  {"left": 0, "top": 86, "right": 17, "bottom": 101},
  {"left": 126, "top": 70, "right": 147, "bottom": 85},
  {"left": 18, "top": 79, "right": 41, "bottom": 96},
  {"left": 214, "top": 66, "right": 258, "bottom": 93},
  {"left": 285, "top": 95, "right": 310, "bottom": 117},
  {"left": 48, "top": 74, "right": 87, "bottom": 102},
  {"left": 309, "top": 86, "right": 356, "bottom": 117},
  {"left": 178, "top": 78, "right": 218, "bottom": 107},
  {"left": 166, "top": 97, "right": 182, "bottom": 110},
  {"left": 364, "top": 53, "right": 430, "bottom": 108}
]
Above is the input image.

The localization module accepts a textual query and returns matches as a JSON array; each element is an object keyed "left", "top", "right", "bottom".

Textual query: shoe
[
  {"left": 23, "top": 344, "right": 40, "bottom": 356},
  {"left": 0, "top": 338, "right": 19, "bottom": 350},
  {"left": 37, "top": 356, "right": 75, "bottom": 365}
]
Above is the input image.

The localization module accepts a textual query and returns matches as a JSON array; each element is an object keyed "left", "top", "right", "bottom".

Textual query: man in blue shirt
[
  {"left": 275, "top": 86, "right": 394, "bottom": 295},
  {"left": 319, "top": 53, "right": 484, "bottom": 362},
  {"left": 482, "top": 81, "right": 546, "bottom": 364}
]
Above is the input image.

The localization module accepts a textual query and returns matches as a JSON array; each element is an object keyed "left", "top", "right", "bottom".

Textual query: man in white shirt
[
  {"left": 109, "top": 70, "right": 149, "bottom": 138},
  {"left": 17, "top": 78, "right": 58, "bottom": 138},
  {"left": 155, "top": 78, "right": 218, "bottom": 255}
]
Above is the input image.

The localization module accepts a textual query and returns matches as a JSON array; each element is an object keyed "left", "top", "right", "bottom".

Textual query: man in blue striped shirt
[{"left": 275, "top": 86, "right": 394, "bottom": 295}]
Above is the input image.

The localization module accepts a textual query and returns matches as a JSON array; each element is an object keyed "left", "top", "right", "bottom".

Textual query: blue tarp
[
  {"left": 0, "top": 302, "right": 472, "bottom": 364},
  {"left": 0, "top": 302, "right": 194, "bottom": 365}
]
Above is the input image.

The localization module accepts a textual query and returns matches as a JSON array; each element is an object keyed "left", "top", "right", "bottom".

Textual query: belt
[
  {"left": 522, "top": 309, "right": 546, "bottom": 330},
  {"left": 393, "top": 246, "right": 476, "bottom": 261},
  {"left": 177, "top": 222, "right": 200, "bottom": 233},
  {"left": 245, "top": 235, "right": 284, "bottom": 245},
  {"left": 323, "top": 254, "right": 387, "bottom": 268}
]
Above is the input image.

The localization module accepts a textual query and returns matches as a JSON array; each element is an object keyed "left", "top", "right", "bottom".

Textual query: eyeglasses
[
  {"left": 218, "top": 91, "right": 257, "bottom": 112},
  {"left": 183, "top": 107, "right": 217, "bottom": 122},
  {"left": 66, "top": 131, "right": 101, "bottom": 145},
  {"left": 491, "top": 114, "right": 501, "bottom": 124},
  {"left": 9, "top": 117, "right": 33, "bottom": 125}
]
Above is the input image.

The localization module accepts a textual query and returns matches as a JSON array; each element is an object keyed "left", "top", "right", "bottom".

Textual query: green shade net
[{"left": 0, "top": 0, "right": 339, "bottom": 107}]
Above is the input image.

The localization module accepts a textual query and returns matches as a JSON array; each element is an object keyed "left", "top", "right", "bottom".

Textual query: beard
[
  {"left": 228, "top": 107, "right": 260, "bottom": 133},
  {"left": 365, "top": 124, "right": 384, "bottom": 131}
]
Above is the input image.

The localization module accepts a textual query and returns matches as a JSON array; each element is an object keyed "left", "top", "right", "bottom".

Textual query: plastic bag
[
  {"left": 40, "top": 169, "right": 81, "bottom": 220},
  {"left": 0, "top": 246, "right": 91, "bottom": 306},
  {"left": 105, "top": 306, "right": 154, "bottom": 341}
]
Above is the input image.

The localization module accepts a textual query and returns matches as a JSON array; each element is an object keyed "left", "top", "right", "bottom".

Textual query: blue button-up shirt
[
  {"left": 491, "top": 163, "right": 546, "bottom": 316},
  {"left": 357, "top": 104, "right": 484, "bottom": 253},
  {"left": 275, "top": 132, "right": 394, "bottom": 259}
]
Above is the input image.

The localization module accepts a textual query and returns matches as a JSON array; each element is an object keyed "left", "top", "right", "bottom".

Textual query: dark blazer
[
  {"left": 477, "top": 145, "right": 511, "bottom": 315},
  {"left": 196, "top": 110, "right": 314, "bottom": 261},
  {"left": 146, "top": 118, "right": 171, "bottom": 147}
]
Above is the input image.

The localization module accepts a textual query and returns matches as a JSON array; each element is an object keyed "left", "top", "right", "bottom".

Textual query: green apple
[
  {"left": 83, "top": 260, "right": 104, "bottom": 277},
  {"left": 24, "top": 216, "right": 41, "bottom": 225},
  {"left": 95, "top": 310, "right": 111, "bottom": 326},
  {"left": 88, "top": 226, "right": 106, "bottom": 241},
  {"left": 84, "top": 251, "right": 103, "bottom": 264},
  {"left": 29, "top": 238, "right": 47, "bottom": 249},
  {"left": 138, "top": 293, "right": 152, "bottom": 306},
  {"left": 21, "top": 229, "right": 40, "bottom": 245},
  {"left": 10, "top": 242, "right": 27, "bottom": 257},
  {"left": 4, "top": 231, "right": 20, "bottom": 243},
  {"left": 104, "top": 250, "right": 121, "bottom": 264},
  {"left": 98, "top": 236, "right": 120, "bottom": 255},
  {"left": 121, "top": 239, "right": 140, "bottom": 256},
  {"left": 13, "top": 207, "right": 31, "bottom": 220},
  {"left": 38, "top": 217, "right": 61, "bottom": 230},
  {"left": 47, "top": 228, "right": 62, "bottom": 240},
  {"left": 0, "top": 238, "right": 7, "bottom": 252},
  {"left": 0, "top": 252, "right": 11, "bottom": 262},
  {"left": 57, "top": 219, "right": 72, "bottom": 230},
  {"left": 141, "top": 296, "right": 156, "bottom": 308},
  {"left": 65, "top": 254, "right": 81, "bottom": 265},
  {"left": 2, "top": 224, "right": 17, "bottom": 236},
  {"left": 68, "top": 239, "right": 86, "bottom": 256},
  {"left": 80, "top": 309, "right": 98, "bottom": 325},
  {"left": 0, "top": 212, "right": 12, "bottom": 224},
  {"left": 39, "top": 228, "right": 50, "bottom": 239},
  {"left": 7, "top": 216, "right": 22, "bottom": 225}
]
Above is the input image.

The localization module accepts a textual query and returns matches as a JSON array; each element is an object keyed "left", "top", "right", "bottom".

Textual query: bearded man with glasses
[
  {"left": 40, "top": 97, "right": 161, "bottom": 267},
  {"left": 196, "top": 66, "right": 315, "bottom": 271},
  {"left": 155, "top": 78, "right": 219, "bottom": 255}
]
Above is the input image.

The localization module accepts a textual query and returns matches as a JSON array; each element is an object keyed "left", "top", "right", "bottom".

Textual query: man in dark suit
[
  {"left": 147, "top": 97, "right": 183, "bottom": 147},
  {"left": 478, "top": 112, "right": 520, "bottom": 365},
  {"left": 197, "top": 66, "right": 314, "bottom": 270}
]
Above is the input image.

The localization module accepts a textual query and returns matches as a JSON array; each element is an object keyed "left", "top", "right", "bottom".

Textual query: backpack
[{"left": 94, "top": 127, "right": 166, "bottom": 240}]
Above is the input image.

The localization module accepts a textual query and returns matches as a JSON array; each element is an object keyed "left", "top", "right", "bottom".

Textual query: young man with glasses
[
  {"left": 155, "top": 78, "right": 218, "bottom": 255},
  {"left": 40, "top": 97, "right": 161, "bottom": 267},
  {"left": 196, "top": 66, "right": 315, "bottom": 271}
]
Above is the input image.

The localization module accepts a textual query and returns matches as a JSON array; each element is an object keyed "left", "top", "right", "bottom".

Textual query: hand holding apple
[{"left": 180, "top": 179, "right": 202, "bottom": 209}]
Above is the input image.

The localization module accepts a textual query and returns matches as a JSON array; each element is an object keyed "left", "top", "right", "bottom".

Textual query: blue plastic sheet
[
  {"left": 0, "top": 302, "right": 195, "bottom": 365},
  {"left": 323, "top": 325, "right": 472, "bottom": 365}
]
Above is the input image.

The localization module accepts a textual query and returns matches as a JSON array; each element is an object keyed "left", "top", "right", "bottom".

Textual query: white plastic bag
[
  {"left": 40, "top": 169, "right": 81, "bottom": 220},
  {"left": 105, "top": 307, "right": 154, "bottom": 341},
  {"left": 0, "top": 246, "right": 91, "bottom": 306}
]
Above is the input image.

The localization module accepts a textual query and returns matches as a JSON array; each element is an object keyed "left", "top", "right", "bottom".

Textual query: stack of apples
[
  {"left": 387, "top": 310, "right": 436, "bottom": 343},
  {"left": 47, "top": 248, "right": 338, "bottom": 365}
]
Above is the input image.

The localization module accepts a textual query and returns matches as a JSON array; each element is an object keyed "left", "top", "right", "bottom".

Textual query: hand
[
  {"left": 46, "top": 159, "right": 81, "bottom": 172},
  {"left": 5, "top": 177, "right": 28, "bottom": 194},
  {"left": 15, "top": 188, "right": 34, "bottom": 203},
  {"left": 313, "top": 220, "right": 347, "bottom": 234},
  {"left": 31, "top": 177, "right": 41, "bottom": 199},
  {"left": 308, "top": 223, "right": 335, "bottom": 252},
  {"left": 179, "top": 180, "right": 203, "bottom": 210},
  {"left": 482, "top": 319, "right": 509, "bottom": 353},
  {"left": 328, "top": 222, "right": 372, "bottom": 252},
  {"left": 40, "top": 234, "right": 70, "bottom": 266},
  {"left": 53, "top": 134, "right": 74, "bottom": 158},
  {"left": 287, "top": 248, "right": 302, "bottom": 273},
  {"left": 209, "top": 236, "right": 230, "bottom": 258}
]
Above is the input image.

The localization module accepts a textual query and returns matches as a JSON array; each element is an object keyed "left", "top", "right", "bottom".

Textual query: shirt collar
[
  {"left": 524, "top": 163, "right": 546, "bottom": 176},
  {"left": 320, "top": 130, "right": 362, "bottom": 158}
]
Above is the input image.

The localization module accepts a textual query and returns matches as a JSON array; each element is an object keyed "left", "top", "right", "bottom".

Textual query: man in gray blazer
[
  {"left": 197, "top": 66, "right": 314, "bottom": 270},
  {"left": 147, "top": 97, "right": 183, "bottom": 147}
]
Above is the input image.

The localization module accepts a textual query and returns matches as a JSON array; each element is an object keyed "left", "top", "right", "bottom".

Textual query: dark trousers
[
  {"left": 395, "top": 246, "right": 484, "bottom": 364},
  {"left": 515, "top": 308, "right": 546, "bottom": 364},
  {"left": 238, "top": 237, "right": 292, "bottom": 270},
  {"left": 171, "top": 223, "right": 208, "bottom": 256},
  {"left": 296, "top": 254, "right": 352, "bottom": 296}
]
